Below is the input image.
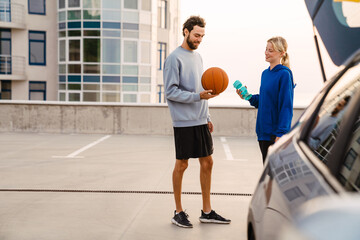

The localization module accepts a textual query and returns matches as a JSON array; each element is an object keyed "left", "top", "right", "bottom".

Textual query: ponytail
[{"left": 281, "top": 52, "right": 290, "bottom": 69}]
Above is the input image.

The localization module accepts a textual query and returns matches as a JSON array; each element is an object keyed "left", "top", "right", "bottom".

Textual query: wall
[
  {"left": 0, "top": 101, "right": 305, "bottom": 136},
  {"left": 10, "top": 0, "right": 58, "bottom": 100}
]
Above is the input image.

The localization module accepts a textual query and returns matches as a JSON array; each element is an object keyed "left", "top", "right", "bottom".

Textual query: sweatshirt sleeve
[
  {"left": 163, "top": 57, "right": 201, "bottom": 103},
  {"left": 249, "top": 94, "right": 259, "bottom": 108},
  {"left": 276, "top": 71, "right": 294, "bottom": 137}
]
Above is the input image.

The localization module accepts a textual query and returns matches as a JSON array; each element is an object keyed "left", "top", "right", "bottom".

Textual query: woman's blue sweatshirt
[{"left": 249, "top": 64, "right": 295, "bottom": 141}]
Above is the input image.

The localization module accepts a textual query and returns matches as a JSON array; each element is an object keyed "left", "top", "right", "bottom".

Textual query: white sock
[{"left": 203, "top": 210, "right": 211, "bottom": 215}]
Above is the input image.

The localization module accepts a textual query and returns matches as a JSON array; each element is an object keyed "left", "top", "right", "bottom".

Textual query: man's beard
[{"left": 186, "top": 36, "right": 198, "bottom": 50}]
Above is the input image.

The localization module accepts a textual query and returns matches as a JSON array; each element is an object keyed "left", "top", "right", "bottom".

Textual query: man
[
  {"left": 309, "top": 95, "right": 351, "bottom": 150},
  {"left": 163, "top": 16, "right": 231, "bottom": 228}
]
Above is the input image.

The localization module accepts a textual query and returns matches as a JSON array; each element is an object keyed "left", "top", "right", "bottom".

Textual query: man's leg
[
  {"left": 199, "top": 155, "right": 213, "bottom": 213},
  {"left": 173, "top": 159, "right": 188, "bottom": 213},
  {"left": 198, "top": 155, "right": 231, "bottom": 224}
]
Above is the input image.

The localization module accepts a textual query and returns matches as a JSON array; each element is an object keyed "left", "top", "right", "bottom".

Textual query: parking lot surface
[{"left": 0, "top": 133, "right": 263, "bottom": 240}]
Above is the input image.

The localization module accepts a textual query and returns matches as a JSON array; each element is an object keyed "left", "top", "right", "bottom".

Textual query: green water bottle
[{"left": 233, "top": 80, "right": 252, "bottom": 100}]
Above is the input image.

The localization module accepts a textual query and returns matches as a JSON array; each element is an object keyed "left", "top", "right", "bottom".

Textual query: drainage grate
[{"left": 0, "top": 189, "right": 252, "bottom": 196}]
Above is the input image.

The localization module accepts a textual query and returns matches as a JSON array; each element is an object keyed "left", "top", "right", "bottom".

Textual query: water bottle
[{"left": 233, "top": 80, "right": 252, "bottom": 100}]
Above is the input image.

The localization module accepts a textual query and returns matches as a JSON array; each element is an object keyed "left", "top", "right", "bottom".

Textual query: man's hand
[
  {"left": 208, "top": 121, "right": 214, "bottom": 133},
  {"left": 200, "top": 90, "right": 218, "bottom": 100}
]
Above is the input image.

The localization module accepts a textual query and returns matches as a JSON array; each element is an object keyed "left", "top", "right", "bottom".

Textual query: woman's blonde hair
[{"left": 267, "top": 36, "right": 290, "bottom": 69}]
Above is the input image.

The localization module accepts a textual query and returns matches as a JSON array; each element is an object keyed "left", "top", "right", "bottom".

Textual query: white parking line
[
  {"left": 220, "top": 137, "right": 234, "bottom": 160},
  {"left": 220, "top": 137, "right": 248, "bottom": 161},
  {"left": 52, "top": 135, "right": 111, "bottom": 159}
]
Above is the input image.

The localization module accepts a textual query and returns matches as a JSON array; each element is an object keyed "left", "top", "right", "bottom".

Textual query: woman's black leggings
[{"left": 258, "top": 138, "right": 275, "bottom": 164}]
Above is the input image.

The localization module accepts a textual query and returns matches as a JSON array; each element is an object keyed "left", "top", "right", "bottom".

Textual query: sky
[{"left": 179, "top": 0, "right": 339, "bottom": 107}]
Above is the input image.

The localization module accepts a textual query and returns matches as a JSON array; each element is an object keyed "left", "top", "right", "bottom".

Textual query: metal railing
[
  {"left": 0, "top": 2, "right": 24, "bottom": 25},
  {"left": 0, "top": 55, "right": 25, "bottom": 75}
]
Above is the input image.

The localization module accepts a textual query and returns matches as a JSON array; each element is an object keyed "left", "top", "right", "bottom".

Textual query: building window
[
  {"left": 29, "top": 81, "right": 46, "bottom": 100},
  {"left": 0, "top": 80, "right": 11, "bottom": 99},
  {"left": 59, "top": 0, "right": 65, "bottom": 9},
  {"left": 158, "top": 0, "right": 167, "bottom": 29},
  {"left": 68, "top": 0, "right": 80, "bottom": 8},
  {"left": 59, "top": 40, "right": 66, "bottom": 62},
  {"left": 124, "top": 41, "right": 137, "bottom": 63},
  {"left": 0, "top": 29, "right": 11, "bottom": 74},
  {"left": 28, "top": 0, "right": 45, "bottom": 15},
  {"left": 0, "top": 0, "right": 11, "bottom": 22},
  {"left": 103, "top": 0, "right": 121, "bottom": 9},
  {"left": 69, "top": 39, "right": 80, "bottom": 61},
  {"left": 83, "top": 0, "right": 100, "bottom": 8},
  {"left": 124, "top": 0, "right": 138, "bottom": 9},
  {"left": 103, "top": 39, "right": 121, "bottom": 63},
  {"left": 157, "top": 84, "right": 165, "bottom": 103},
  {"left": 29, "top": 31, "right": 46, "bottom": 65},
  {"left": 157, "top": 42, "right": 166, "bottom": 70},
  {"left": 83, "top": 39, "right": 100, "bottom": 62},
  {"left": 68, "top": 10, "right": 81, "bottom": 20},
  {"left": 344, "top": 148, "right": 357, "bottom": 170},
  {"left": 68, "top": 92, "right": 81, "bottom": 101}
]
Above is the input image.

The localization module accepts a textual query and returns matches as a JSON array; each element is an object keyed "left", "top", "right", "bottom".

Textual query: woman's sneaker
[
  {"left": 172, "top": 211, "right": 193, "bottom": 228},
  {"left": 199, "top": 210, "right": 231, "bottom": 224}
]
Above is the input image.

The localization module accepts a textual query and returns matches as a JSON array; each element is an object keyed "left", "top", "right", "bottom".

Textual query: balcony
[
  {"left": 0, "top": 2, "right": 25, "bottom": 29},
  {"left": 0, "top": 55, "right": 26, "bottom": 80}
]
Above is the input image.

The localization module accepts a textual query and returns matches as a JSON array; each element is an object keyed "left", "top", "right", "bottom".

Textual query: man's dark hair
[{"left": 182, "top": 16, "right": 206, "bottom": 36}]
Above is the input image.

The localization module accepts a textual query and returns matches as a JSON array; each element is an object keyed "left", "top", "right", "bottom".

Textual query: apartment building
[
  {"left": 0, "top": 0, "right": 179, "bottom": 103},
  {"left": 0, "top": 0, "right": 57, "bottom": 100}
]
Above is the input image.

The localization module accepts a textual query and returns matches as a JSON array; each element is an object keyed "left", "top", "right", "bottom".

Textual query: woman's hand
[{"left": 236, "top": 89, "right": 244, "bottom": 99}]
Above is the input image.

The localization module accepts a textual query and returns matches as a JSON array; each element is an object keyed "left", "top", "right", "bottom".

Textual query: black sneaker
[
  {"left": 199, "top": 210, "right": 231, "bottom": 224},
  {"left": 172, "top": 211, "right": 193, "bottom": 228}
]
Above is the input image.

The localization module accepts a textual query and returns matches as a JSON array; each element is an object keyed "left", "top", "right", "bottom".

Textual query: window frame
[
  {"left": 28, "top": 0, "right": 46, "bottom": 15},
  {"left": 157, "top": 42, "right": 166, "bottom": 70},
  {"left": 29, "top": 30, "right": 46, "bottom": 66},
  {"left": 0, "top": 29, "right": 11, "bottom": 74},
  {"left": 158, "top": 0, "right": 167, "bottom": 29},
  {"left": 296, "top": 57, "right": 360, "bottom": 191},
  {"left": 29, "top": 81, "right": 46, "bottom": 100},
  {"left": 0, "top": 0, "right": 11, "bottom": 22},
  {"left": 0, "top": 80, "right": 11, "bottom": 100},
  {"left": 329, "top": 86, "right": 360, "bottom": 178}
]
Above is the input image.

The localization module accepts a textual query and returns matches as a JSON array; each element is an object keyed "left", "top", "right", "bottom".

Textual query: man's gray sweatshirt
[{"left": 163, "top": 46, "right": 210, "bottom": 127}]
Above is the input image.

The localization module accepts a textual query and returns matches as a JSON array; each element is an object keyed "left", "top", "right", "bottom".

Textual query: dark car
[{"left": 247, "top": 1, "right": 360, "bottom": 239}]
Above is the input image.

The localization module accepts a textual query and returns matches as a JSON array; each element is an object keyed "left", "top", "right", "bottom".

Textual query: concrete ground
[{"left": 0, "top": 133, "right": 263, "bottom": 240}]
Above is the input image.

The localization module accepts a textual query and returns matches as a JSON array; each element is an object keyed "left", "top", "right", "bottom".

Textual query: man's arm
[{"left": 163, "top": 57, "right": 217, "bottom": 102}]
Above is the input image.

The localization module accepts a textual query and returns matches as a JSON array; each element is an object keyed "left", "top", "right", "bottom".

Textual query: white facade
[
  {"left": 0, "top": 0, "right": 179, "bottom": 103},
  {"left": 0, "top": 0, "right": 57, "bottom": 100},
  {"left": 57, "top": 0, "right": 179, "bottom": 103}
]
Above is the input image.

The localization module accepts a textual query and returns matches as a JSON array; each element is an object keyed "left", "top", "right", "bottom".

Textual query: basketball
[{"left": 201, "top": 67, "right": 229, "bottom": 95}]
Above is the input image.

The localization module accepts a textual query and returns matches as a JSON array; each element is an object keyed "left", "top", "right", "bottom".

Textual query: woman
[{"left": 237, "top": 36, "right": 295, "bottom": 163}]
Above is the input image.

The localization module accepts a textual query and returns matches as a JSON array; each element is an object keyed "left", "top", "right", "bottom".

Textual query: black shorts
[{"left": 173, "top": 124, "right": 214, "bottom": 160}]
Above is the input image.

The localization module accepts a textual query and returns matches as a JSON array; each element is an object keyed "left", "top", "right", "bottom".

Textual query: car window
[
  {"left": 306, "top": 64, "right": 360, "bottom": 166},
  {"left": 338, "top": 115, "right": 360, "bottom": 192}
]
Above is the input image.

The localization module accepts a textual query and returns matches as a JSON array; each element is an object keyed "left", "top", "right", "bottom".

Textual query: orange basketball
[{"left": 201, "top": 67, "right": 229, "bottom": 95}]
